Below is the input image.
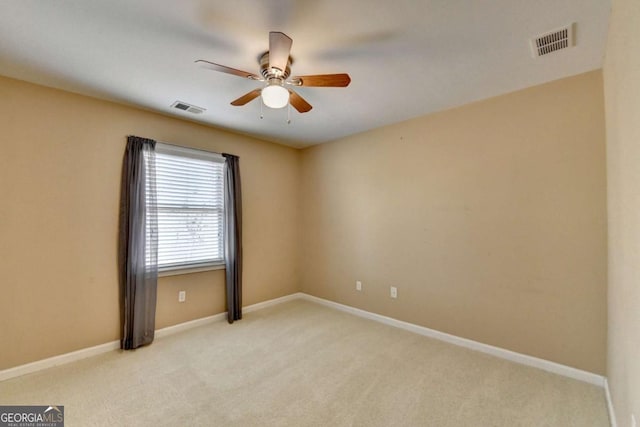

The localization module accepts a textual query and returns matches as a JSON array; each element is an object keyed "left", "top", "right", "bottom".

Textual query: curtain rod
[
  {"left": 127, "top": 135, "right": 235, "bottom": 159},
  {"left": 158, "top": 140, "right": 223, "bottom": 156}
]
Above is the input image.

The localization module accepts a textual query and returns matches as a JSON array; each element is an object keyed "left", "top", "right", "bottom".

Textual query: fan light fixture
[{"left": 262, "top": 83, "right": 289, "bottom": 109}]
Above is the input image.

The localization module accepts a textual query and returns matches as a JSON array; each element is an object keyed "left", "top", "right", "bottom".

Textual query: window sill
[{"left": 158, "top": 264, "right": 225, "bottom": 277}]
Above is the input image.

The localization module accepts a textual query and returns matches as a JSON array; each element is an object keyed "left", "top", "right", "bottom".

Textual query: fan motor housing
[{"left": 259, "top": 52, "right": 292, "bottom": 80}]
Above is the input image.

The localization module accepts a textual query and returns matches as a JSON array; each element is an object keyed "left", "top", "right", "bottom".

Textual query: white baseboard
[
  {"left": 154, "top": 313, "right": 227, "bottom": 339},
  {"left": 604, "top": 378, "right": 618, "bottom": 427},
  {"left": 0, "top": 340, "right": 121, "bottom": 382},
  {"left": 155, "top": 293, "right": 303, "bottom": 339},
  {"left": 243, "top": 292, "right": 304, "bottom": 314},
  {"left": 298, "top": 293, "right": 606, "bottom": 387},
  {"left": 0, "top": 293, "right": 301, "bottom": 382},
  {"left": 156, "top": 292, "right": 304, "bottom": 339}
]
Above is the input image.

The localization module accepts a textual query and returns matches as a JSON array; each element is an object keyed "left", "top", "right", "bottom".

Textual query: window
[{"left": 146, "top": 143, "right": 225, "bottom": 272}]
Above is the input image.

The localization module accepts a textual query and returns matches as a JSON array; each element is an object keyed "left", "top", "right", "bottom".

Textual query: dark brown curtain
[
  {"left": 222, "top": 154, "right": 243, "bottom": 323},
  {"left": 119, "top": 136, "right": 158, "bottom": 349}
]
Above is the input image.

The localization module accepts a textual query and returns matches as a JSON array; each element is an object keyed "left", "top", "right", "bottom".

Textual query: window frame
[{"left": 151, "top": 142, "right": 226, "bottom": 276}]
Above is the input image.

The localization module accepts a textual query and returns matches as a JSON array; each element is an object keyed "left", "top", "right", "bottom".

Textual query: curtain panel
[
  {"left": 222, "top": 154, "right": 243, "bottom": 323},
  {"left": 119, "top": 136, "right": 158, "bottom": 349}
]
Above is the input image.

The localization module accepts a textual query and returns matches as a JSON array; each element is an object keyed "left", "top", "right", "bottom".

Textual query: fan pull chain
[
  {"left": 260, "top": 99, "right": 264, "bottom": 119},
  {"left": 287, "top": 103, "right": 291, "bottom": 125}
]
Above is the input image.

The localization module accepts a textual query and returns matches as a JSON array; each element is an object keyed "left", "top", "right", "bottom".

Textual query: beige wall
[
  {"left": 300, "top": 70, "right": 608, "bottom": 375},
  {"left": 0, "top": 76, "right": 301, "bottom": 370},
  {"left": 604, "top": 0, "right": 640, "bottom": 423}
]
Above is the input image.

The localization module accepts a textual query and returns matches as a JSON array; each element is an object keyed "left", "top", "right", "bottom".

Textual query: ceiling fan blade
[
  {"left": 231, "top": 89, "right": 262, "bottom": 106},
  {"left": 269, "top": 32, "right": 293, "bottom": 72},
  {"left": 195, "top": 60, "right": 261, "bottom": 80},
  {"left": 289, "top": 73, "right": 351, "bottom": 87},
  {"left": 288, "top": 89, "right": 312, "bottom": 113}
]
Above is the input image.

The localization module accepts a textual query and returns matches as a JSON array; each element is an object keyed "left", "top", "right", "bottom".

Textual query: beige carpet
[{"left": 0, "top": 299, "right": 609, "bottom": 426}]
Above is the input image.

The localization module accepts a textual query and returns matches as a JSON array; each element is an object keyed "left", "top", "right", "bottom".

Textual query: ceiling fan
[{"left": 196, "top": 32, "right": 351, "bottom": 113}]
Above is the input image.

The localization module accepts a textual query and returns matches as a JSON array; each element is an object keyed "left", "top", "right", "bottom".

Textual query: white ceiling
[{"left": 0, "top": 0, "right": 610, "bottom": 148}]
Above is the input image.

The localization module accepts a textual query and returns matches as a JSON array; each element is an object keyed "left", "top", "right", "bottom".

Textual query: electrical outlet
[
  {"left": 390, "top": 286, "right": 398, "bottom": 299},
  {"left": 632, "top": 413, "right": 637, "bottom": 427},
  {"left": 356, "top": 281, "right": 362, "bottom": 291},
  {"left": 178, "top": 291, "right": 186, "bottom": 303}
]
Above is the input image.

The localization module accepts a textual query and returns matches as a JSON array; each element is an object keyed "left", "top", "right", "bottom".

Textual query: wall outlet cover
[
  {"left": 356, "top": 281, "right": 362, "bottom": 291},
  {"left": 390, "top": 286, "right": 398, "bottom": 298},
  {"left": 178, "top": 291, "right": 186, "bottom": 302}
]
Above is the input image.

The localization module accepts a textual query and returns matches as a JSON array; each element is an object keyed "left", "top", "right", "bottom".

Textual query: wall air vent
[
  {"left": 171, "top": 101, "right": 206, "bottom": 114},
  {"left": 531, "top": 23, "right": 575, "bottom": 57}
]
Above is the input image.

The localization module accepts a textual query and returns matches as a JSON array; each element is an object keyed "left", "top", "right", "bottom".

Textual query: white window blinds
[{"left": 151, "top": 143, "right": 225, "bottom": 271}]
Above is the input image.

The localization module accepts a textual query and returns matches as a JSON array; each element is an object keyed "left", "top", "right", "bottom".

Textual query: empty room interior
[{"left": 0, "top": 0, "right": 638, "bottom": 426}]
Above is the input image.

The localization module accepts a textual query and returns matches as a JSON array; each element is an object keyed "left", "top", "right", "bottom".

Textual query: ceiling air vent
[
  {"left": 531, "top": 23, "right": 575, "bottom": 57},
  {"left": 171, "top": 101, "right": 206, "bottom": 114}
]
